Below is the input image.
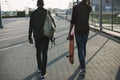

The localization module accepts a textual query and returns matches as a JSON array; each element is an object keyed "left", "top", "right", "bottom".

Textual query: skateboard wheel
[{"left": 66, "top": 55, "right": 69, "bottom": 58}]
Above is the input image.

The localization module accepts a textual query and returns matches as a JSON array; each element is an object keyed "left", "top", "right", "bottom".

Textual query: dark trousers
[
  {"left": 34, "top": 37, "right": 49, "bottom": 74},
  {"left": 75, "top": 33, "right": 88, "bottom": 69}
]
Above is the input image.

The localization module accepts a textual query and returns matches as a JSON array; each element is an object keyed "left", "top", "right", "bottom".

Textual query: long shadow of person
[
  {"left": 67, "top": 65, "right": 81, "bottom": 80},
  {"left": 76, "top": 74, "right": 85, "bottom": 80},
  {"left": 67, "top": 65, "right": 85, "bottom": 80},
  {"left": 23, "top": 71, "right": 43, "bottom": 80},
  {"left": 115, "top": 67, "right": 120, "bottom": 80}
]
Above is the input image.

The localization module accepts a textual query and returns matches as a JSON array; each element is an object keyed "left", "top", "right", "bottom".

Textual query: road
[{"left": 0, "top": 18, "right": 29, "bottom": 50}]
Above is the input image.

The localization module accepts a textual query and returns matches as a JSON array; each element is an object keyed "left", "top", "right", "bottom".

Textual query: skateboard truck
[
  {"left": 66, "top": 54, "right": 74, "bottom": 64},
  {"left": 67, "top": 34, "right": 74, "bottom": 64},
  {"left": 66, "top": 55, "right": 73, "bottom": 58}
]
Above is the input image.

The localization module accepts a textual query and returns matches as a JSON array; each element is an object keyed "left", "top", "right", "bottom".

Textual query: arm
[
  {"left": 69, "top": 23, "right": 74, "bottom": 35},
  {"left": 67, "top": 23, "right": 74, "bottom": 40},
  {"left": 67, "top": 6, "right": 75, "bottom": 40},
  {"left": 28, "top": 13, "right": 33, "bottom": 44}
]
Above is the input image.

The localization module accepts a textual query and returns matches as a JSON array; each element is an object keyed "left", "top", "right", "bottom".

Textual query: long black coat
[{"left": 29, "top": 7, "right": 47, "bottom": 40}]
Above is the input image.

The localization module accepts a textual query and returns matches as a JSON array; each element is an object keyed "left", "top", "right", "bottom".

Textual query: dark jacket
[
  {"left": 71, "top": 2, "right": 92, "bottom": 35},
  {"left": 29, "top": 7, "right": 47, "bottom": 40}
]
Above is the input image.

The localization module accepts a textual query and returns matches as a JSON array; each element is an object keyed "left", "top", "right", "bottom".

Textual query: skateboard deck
[
  {"left": 66, "top": 27, "right": 74, "bottom": 64},
  {"left": 68, "top": 37, "right": 74, "bottom": 64},
  {"left": 66, "top": 35, "right": 74, "bottom": 64}
]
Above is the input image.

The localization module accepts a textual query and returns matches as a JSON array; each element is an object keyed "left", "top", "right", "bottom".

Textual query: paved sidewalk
[{"left": 0, "top": 17, "right": 120, "bottom": 80}]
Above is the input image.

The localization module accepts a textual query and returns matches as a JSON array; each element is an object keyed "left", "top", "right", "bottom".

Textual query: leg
[
  {"left": 83, "top": 34, "right": 88, "bottom": 57},
  {"left": 41, "top": 38, "right": 49, "bottom": 75},
  {"left": 35, "top": 40, "right": 42, "bottom": 70},
  {"left": 75, "top": 34, "right": 85, "bottom": 69},
  {"left": 36, "top": 49, "right": 42, "bottom": 70}
]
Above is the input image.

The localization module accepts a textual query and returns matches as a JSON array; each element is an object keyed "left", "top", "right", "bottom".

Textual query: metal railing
[
  {"left": 90, "top": 0, "right": 120, "bottom": 33},
  {"left": 57, "top": 0, "right": 120, "bottom": 34}
]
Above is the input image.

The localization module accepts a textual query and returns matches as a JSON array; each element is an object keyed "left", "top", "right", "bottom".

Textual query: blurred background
[{"left": 0, "top": 0, "right": 120, "bottom": 33}]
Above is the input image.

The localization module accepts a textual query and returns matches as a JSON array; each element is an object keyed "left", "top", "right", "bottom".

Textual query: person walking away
[
  {"left": 28, "top": 0, "right": 55, "bottom": 78},
  {"left": 67, "top": 0, "right": 92, "bottom": 75}
]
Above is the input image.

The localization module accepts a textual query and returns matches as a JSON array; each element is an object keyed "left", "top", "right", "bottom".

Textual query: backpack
[{"left": 43, "top": 10, "right": 56, "bottom": 38}]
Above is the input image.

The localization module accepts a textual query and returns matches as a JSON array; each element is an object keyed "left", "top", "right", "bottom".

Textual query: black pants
[{"left": 34, "top": 37, "right": 49, "bottom": 74}]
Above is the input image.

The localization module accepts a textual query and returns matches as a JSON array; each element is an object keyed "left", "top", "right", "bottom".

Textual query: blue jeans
[{"left": 75, "top": 33, "right": 88, "bottom": 69}]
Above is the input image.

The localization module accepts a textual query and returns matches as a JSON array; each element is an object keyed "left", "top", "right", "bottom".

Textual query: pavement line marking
[
  {"left": 0, "top": 44, "right": 23, "bottom": 51},
  {"left": 0, "top": 28, "right": 28, "bottom": 34},
  {"left": 0, "top": 30, "right": 27, "bottom": 36},
  {"left": 0, "top": 35, "right": 27, "bottom": 41}
]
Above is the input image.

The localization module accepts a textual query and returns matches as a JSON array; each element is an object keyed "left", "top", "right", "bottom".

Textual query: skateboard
[
  {"left": 66, "top": 27, "right": 74, "bottom": 64},
  {"left": 67, "top": 36, "right": 74, "bottom": 64}
]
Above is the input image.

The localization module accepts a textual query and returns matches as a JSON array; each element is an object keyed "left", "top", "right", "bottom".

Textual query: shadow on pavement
[
  {"left": 67, "top": 32, "right": 99, "bottom": 80},
  {"left": 23, "top": 71, "right": 40, "bottom": 80},
  {"left": 76, "top": 74, "right": 85, "bottom": 80},
  {"left": 68, "top": 65, "right": 81, "bottom": 80},
  {"left": 67, "top": 32, "right": 112, "bottom": 80},
  {"left": 68, "top": 31, "right": 120, "bottom": 80},
  {"left": 23, "top": 50, "right": 68, "bottom": 80},
  {"left": 47, "top": 51, "right": 68, "bottom": 67},
  {"left": 23, "top": 32, "right": 99, "bottom": 80},
  {"left": 86, "top": 39, "right": 109, "bottom": 64},
  {"left": 115, "top": 67, "right": 120, "bottom": 80}
]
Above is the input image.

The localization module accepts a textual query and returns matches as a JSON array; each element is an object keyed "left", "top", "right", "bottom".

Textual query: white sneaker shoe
[{"left": 41, "top": 73, "right": 47, "bottom": 78}]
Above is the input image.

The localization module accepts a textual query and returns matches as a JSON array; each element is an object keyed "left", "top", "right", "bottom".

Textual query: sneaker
[
  {"left": 37, "top": 69, "right": 41, "bottom": 73},
  {"left": 80, "top": 69, "right": 86, "bottom": 74},
  {"left": 41, "top": 73, "right": 47, "bottom": 78}
]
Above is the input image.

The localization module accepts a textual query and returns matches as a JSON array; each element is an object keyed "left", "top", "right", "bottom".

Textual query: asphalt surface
[{"left": 0, "top": 16, "right": 120, "bottom": 80}]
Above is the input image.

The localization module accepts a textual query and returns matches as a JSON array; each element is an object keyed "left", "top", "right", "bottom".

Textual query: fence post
[
  {"left": 0, "top": 2, "right": 3, "bottom": 28},
  {"left": 111, "top": 0, "right": 113, "bottom": 30},
  {"left": 77, "top": 0, "right": 79, "bottom": 4},
  {"left": 100, "top": 0, "right": 102, "bottom": 31}
]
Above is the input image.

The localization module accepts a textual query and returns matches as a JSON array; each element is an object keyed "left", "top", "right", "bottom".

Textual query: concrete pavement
[{"left": 0, "top": 17, "right": 120, "bottom": 80}]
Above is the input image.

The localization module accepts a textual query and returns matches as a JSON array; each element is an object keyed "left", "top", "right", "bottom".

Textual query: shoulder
[
  {"left": 73, "top": 5, "right": 78, "bottom": 9},
  {"left": 72, "top": 5, "right": 78, "bottom": 11},
  {"left": 30, "top": 10, "right": 36, "bottom": 16},
  {"left": 31, "top": 9, "right": 38, "bottom": 14},
  {"left": 43, "top": 8, "right": 47, "bottom": 12},
  {"left": 42, "top": 8, "right": 47, "bottom": 14}
]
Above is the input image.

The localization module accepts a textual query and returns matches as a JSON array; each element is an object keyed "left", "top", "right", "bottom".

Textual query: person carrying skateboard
[{"left": 67, "top": 0, "right": 92, "bottom": 75}]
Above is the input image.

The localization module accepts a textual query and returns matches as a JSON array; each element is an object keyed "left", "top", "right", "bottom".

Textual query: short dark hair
[
  {"left": 37, "top": 0, "right": 44, "bottom": 7},
  {"left": 82, "top": 0, "right": 87, "bottom": 2}
]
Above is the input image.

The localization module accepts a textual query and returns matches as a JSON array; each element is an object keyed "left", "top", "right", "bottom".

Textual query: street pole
[
  {"left": 77, "top": 0, "right": 79, "bottom": 4},
  {"left": 0, "top": 2, "right": 3, "bottom": 28},
  {"left": 100, "top": 0, "right": 102, "bottom": 31},
  {"left": 73, "top": 0, "right": 74, "bottom": 6}
]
